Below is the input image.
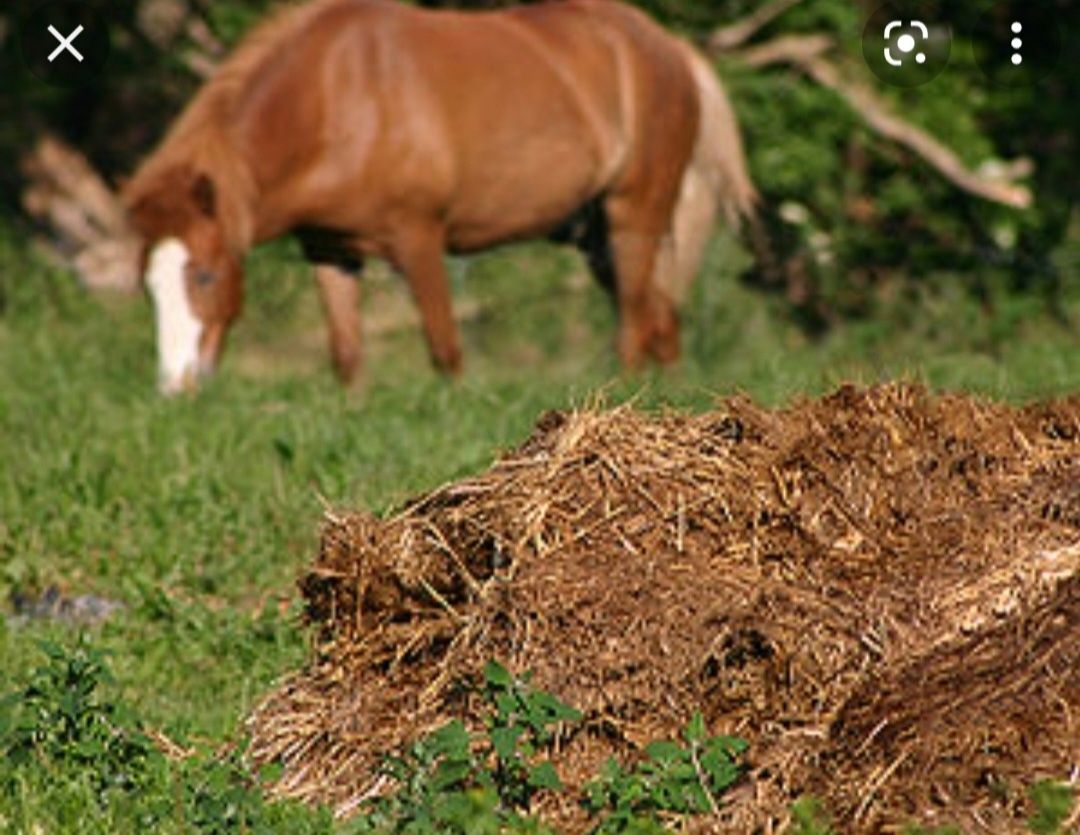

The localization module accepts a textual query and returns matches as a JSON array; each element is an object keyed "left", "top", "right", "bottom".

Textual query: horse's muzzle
[{"left": 157, "top": 359, "right": 215, "bottom": 396}]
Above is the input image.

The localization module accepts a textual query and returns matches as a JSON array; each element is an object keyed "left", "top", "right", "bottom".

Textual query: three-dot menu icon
[{"left": 971, "top": 6, "right": 1060, "bottom": 85}]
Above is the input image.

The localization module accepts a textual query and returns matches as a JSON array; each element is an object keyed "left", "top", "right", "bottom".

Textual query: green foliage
[
  {"left": 481, "top": 662, "right": 582, "bottom": 807},
  {"left": 0, "top": 640, "right": 334, "bottom": 834},
  {"left": 789, "top": 796, "right": 835, "bottom": 835},
  {"left": 1028, "top": 780, "right": 1076, "bottom": 835},
  {"left": 204, "top": 1, "right": 278, "bottom": 46},
  {"left": 175, "top": 748, "right": 334, "bottom": 835},
  {"left": 0, "top": 639, "right": 159, "bottom": 798},
  {"left": 353, "top": 666, "right": 744, "bottom": 834},
  {"left": 583, "top": 713, "right": 746, "bottom": 832},
  {"left": 355, "top": 661, "right": 579, "bottom": 833}
]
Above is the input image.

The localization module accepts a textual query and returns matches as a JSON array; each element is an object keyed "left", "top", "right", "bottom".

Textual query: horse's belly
[
  {"left": 440, "top": 115, "right": 609, "bottom": 251},
  {"left": 445, "top": 168, "right": 597, "bottom": 252}
]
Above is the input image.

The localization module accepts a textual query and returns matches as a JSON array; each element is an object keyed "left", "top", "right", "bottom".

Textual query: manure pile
[{"left": 248, "top": 383, "right": 1080, "bottom": 833}]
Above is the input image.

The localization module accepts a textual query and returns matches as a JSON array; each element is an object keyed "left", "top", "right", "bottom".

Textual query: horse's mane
[{"left": 124, "top": 0, "right": 356, "bottom": 250}]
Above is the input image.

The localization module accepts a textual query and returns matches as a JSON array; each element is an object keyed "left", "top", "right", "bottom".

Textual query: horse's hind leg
[
  {"left": 604, "top": 194, "right": 680, "bottom": 367},
  {"left": 388, "top": 222, "right": 462, "bottom": 376},
  {"left": 315, "top": 265, "right": 364, "bottom": 384}
]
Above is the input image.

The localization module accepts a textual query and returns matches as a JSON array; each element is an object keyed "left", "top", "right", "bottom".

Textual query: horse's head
[{"left": 127, "top": 167, "right": 243, "bottom": 394}]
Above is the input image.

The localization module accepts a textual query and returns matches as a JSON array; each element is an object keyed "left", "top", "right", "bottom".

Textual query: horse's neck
[{"left": 201, "top": 129, "right": 259, "bottom": 254}]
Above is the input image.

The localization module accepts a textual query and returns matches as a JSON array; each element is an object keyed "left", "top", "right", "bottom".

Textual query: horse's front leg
[{"left": 314, "top": 264, "right": 364, "bottom": 385}]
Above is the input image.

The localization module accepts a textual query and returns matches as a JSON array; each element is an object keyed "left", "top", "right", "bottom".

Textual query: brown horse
[{"left": 124, "top": 0, "right": 754, "bottom": 393}]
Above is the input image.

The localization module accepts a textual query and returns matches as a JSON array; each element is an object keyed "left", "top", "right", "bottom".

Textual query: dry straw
[{"left": 247, "top": 382, "right": 1079, "bottom": 833}]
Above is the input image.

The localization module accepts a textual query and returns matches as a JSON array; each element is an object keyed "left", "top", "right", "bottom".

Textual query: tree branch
[
  {"left": 709, "top": 0, "right": 805, "bottom": 51},
  {"left": 20, "top": 135, "right": 141, "bottom": 292},
  {"left": 20, "top": 136, "right": 130, "bottom": 238},
  {"left": 728, "top": 35, "right": 1033, "bottom": 209},
  {"left": 736, "top": 33, "right": 833, "bottom": 68},
  {"left": 182, "top": 16, "right": 224, "bottom": 79}
]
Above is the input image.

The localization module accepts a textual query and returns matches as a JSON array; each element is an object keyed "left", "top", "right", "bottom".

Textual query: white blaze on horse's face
[{"left": 146, "top": 238, "right": 202, "bottom": 395}]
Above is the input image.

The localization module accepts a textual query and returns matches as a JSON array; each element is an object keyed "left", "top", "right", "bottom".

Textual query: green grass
[{"left": 0, "top": 226, "right": 1077, "bottom": 832}]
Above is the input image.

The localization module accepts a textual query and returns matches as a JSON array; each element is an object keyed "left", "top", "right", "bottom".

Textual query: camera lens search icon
[
  {"left": 884, "top": 20, "right": 928, "bottom": 66},
  {"left": 863, "top": 4, "right": 951, "bottom": 87}
]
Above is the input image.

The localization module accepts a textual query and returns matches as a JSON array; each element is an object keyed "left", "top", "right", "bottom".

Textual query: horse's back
[
  {"left": 236, "top": 0, "right": 699, "bottom": 251},
  {"left": 546, "top": 1, "right": 701, "bottom": 203},
  {"left": 406, "top": 0, "right": 698, "bottom": 245}
]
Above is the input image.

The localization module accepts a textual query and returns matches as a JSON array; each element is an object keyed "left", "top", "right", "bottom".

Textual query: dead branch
[
  {"left": 20, "top": 136, "right": 130, "bottom": 238},
  {"left": 132, "top": 1, "right": 218, "bottom": 79},
  {"left": 135, "top": 0, "right": 189, "bottom": 48},
  {"left": 737, "top": 33, "right": 833, "bottom": 68},
  {"left": 709, "top": 0, "right": 805, "bottom": 51},
  {"left": 804, "top": 61, "right": 1032, "bottom": 208},
  {"left": 20, "top": 135, "right": 142, "bottom": 292},
  {"left": 183, "top": 15, "right": 223, "bottom": 78},
  {"left": 728, "top": 35, "right": 1033, "bottom": 209},
  {"left": 183, "top": 49, "right": 218, "bottom": 80}
]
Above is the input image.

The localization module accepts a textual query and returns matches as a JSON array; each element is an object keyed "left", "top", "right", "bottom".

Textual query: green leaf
[
  {"left": 493, "top": 691, "right": 517, "bottom": 722},
  {"left": 489, "top": 725, "right": 524, "bottom": 761},
  {"left": 708, "top": 735, "right": 748, "bottom": 756},
  {"left": 683, "top": 712, "right": 707, "bottom": 744},
  {"left": 430, "top": 759, "right": 472, "bottom": 792},
  {"left": 428, "top": 719, "right": 470, "bottom": 759},
  {"left": 790, "top": 796, "right": 834, "bottom": 835},
  {"left": 483, "top": 661, "right": 513, "bottom": 689},
  {"left": 643, "top": 740, "right": 683, "bottom": 764},
  {"left": 1029, "top": 780, "right": 1075, "bottom": 835},
  {"left": 39, "top": 641, "right": 66, "bottom": 662},
  {"left": 526, "top": 761, "right": 562, "bottom": 791},
  {"left": 532, "top": 691, "right": 582, "bottom": 723}
]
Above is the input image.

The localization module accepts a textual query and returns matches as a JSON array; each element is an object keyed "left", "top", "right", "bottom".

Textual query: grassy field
[{"left": 0, "top": 227, "right": 1077, "bottom": 832}]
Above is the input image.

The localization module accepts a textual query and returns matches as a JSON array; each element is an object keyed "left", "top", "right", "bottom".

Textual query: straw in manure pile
[{"left": 247, "top": 382, "right": 1079, "bottom": 832}]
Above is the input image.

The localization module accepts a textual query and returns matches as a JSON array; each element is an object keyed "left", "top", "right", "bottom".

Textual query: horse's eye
[{"left": 192, "top": 266, "right": 216, "bottom": 286}]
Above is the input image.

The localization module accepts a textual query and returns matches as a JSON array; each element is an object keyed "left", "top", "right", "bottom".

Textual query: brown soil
[{"left": 247, "top": 382, "right": 1080, "bottom": 832}]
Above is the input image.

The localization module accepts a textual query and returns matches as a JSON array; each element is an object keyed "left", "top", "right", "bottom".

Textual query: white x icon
[{"left": 47, "top": 24, "right": 84, "bottom": 62}]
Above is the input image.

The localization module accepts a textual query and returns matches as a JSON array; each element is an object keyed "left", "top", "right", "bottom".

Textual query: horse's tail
[{"left": 660, "top": 41, "right": 758, "bottom": 305}]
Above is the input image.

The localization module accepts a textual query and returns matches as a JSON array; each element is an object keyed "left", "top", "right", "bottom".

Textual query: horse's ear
[{"left": 191, "top": 173, "right": 216, "bottom": 218}]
